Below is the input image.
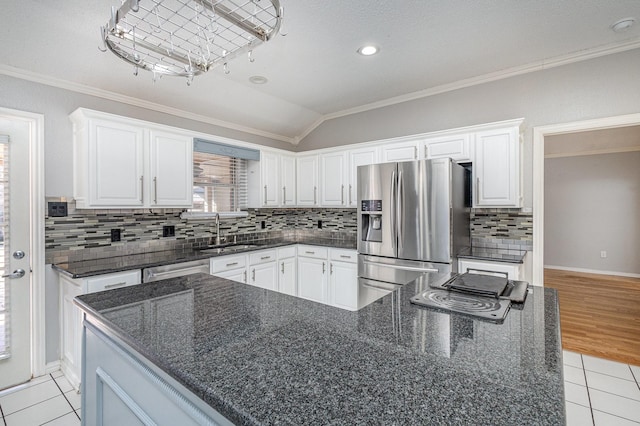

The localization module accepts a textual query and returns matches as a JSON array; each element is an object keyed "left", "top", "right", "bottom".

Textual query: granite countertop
[
  {"left": 458, "top": 246, "right": 528, "bottom": 263},
  {"left": 76, "top": 273, "right": 565, "bottom": 425},
  {"left": 53, "top": 237, "right": 356, "bottom": 278}
]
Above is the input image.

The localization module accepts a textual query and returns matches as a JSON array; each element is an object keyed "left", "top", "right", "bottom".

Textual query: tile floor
[
  {"left": 564, "top": 350, "right": 640, "bottom": 426},
  {"left": 1, "top": 353, "right": 639, "bottom": 425},
  {"left": 0, "top": 371, "right": 80, "bottom": 426}
]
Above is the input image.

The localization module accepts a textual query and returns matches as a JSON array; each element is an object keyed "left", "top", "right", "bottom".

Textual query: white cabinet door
[
  {"left": 279, "top": 257, "right": 297, "bottom": 296},
  {"left": 422, "top": 133, "right": 472, "bottom": 162},
  {"left": 381, "top": 141, "right": 418, "bottom": 163},
  {"left": 250, "top": 262, "right": 278, "bottom": 291},
  {"left": 213, "top": 268, "right": 247, "bottom": 284},
  {"left": 261, "top": 151, "right": 280, "bottom": 206},
  {"left": 149, "top": 129, "right": 193, "bottom": 207},
  {"left": 296, "top": 257, "right": 327, "bottom": 303},
  {"left": 458, "top": 259, "right": 522, "bottom": 280},
  {"left": 329, "top": 261, "right": 358, "bottom": 311},
  {"left": 348, "top": 147, "right": 378, "bottom": 207},
  {"left": 473, "top": 126, "right": 521, "bottom": 207},
  {"left": 320, "top": 151, "right": 347, "bottom": 206},
  {"left": 296, "top": 155, "right": 319, "bottom": 206},
  {"left": 88, "top": 119, "right": 145, "bottom": 207},
  {"left": 281, "top": 154, "right": 296, "bottom": 206}
]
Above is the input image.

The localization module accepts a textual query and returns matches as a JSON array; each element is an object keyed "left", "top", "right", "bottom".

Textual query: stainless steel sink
[{"left": 198, "top": 244, "right": 260, "bottom": 255}]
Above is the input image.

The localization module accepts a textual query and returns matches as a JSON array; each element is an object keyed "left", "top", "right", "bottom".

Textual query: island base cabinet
[{"left": 82, "top": 322, "right": 232, "bottom": 426}]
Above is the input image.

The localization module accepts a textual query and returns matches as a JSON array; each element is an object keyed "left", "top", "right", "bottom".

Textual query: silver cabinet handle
[
  {"left": 281, "top": 262, "right": 284, "bottom": 274},
  {"left": 339, "top": 255, "right": 351, "bottom": 259},
  {"left": 226, "top": 262, "right": 239, "bottom": 267},
  {"left": 2, "top": 269, "right": 25, "bottom": 279},
  {"left": 341, "top": 184, "right": 344, "bottom": 205},
  {"left": 305, "top": 251, "right": 315, "bottom": 255},
  {"left": 104, "top": 282, "right": 126, "bottom": 290},
  {"left": 424, "top": 144, "right": 428, "bottom": 158},
  {"left": 313, "top": 186, "right": 317, "bottom": 204},
  {"left": 414, "top": 145, "right": 417, "bottom": 159},
  {"left": 264, "top": 185, "right": 267, "bottom": 206},
  {"left": 252, "top": 269, "right": 256, "bottom": 281},
  {"left": 349, "top": 184, "right": 352, "bottom": 205},
  {"left": 153, "top": 176, "right": 158, "bottom": 204},
  {"left": 260, "top": 256, "right": 271, "bottom": 260},
  {"left": 243, "top": 270, "right": 247, "bottom": 283},
  {"left": 330, "top": 263, "right": 333, "bottom": 275},
  {"left": 282, "top": 186, "right": 286, "bottom": 205},
  {"left": 322, "top": 262, "right": 325, "bottom": 274},
  {"left": 476, "top": 177, "right": 480, "bottom": 202},
  {"left": 140, "top": 176, "right": 144, "bottom": 203}
]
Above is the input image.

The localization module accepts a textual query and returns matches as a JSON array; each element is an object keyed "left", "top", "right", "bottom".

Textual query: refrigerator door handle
[
  {"left": 390, "top": 170, "right": 397, "bottom": 249},
  {"left": 397, "top": 170, "right": 403, "bottom": 248}
]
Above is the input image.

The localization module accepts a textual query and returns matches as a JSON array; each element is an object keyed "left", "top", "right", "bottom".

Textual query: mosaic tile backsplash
[{"left": 45, "top": 207, "right": 532, "bottom": 264}]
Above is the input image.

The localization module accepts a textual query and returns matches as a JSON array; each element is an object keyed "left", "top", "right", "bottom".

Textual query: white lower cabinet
[
  {"left": 210, "top": 253, "right": 248, "bottom": 284},
  {"left": 60, "top": 269, "right": 142, "bottom": 390},
  {"left": 329, "top": 248, "right": 358, "bottom": 311},
  {"left": 278, "top": 246, "right": 297, "bottom": 296},
  {"left": 297, "top": 256, "right": 328, "bottom": 304},
  {"left": 214, "top": 267, "right": 247, "bottom": 283},
  {"left": 249, "top": 250, "right": 278, "bottom": 291}
]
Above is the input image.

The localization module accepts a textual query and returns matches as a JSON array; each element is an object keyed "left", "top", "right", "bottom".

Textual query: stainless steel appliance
[{"left": 357, "top": 158, "right": 469, "bottom": 287}]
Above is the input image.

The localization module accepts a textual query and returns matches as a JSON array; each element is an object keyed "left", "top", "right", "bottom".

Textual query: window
[{"left": 191, "top": 139, "right": 259, "bottom": 213}]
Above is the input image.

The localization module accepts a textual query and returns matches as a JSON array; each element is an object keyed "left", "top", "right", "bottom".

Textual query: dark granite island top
[{"left": 75, "top": 273, "right": 565, "bottom": 425}]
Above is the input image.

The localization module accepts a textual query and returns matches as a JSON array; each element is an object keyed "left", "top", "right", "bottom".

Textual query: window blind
[
  {"left": 192, "top": 148, "right": 248, "bottom": 213},
  {"left": 0, "top": 135, "right": 10, "bottom": 360}
]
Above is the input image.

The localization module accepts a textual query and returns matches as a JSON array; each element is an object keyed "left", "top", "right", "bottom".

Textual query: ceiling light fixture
[
  {"left": 100, "top": 0, "right": 284, "bottom": 85},
  {"left": 249, "top": 75, "right": 268, "bottom": 84},
  {"left": 611, "top": 17, "right": 636, "bottom": 33},
  {"left": 357, "top": 45, "right": 379, "bottom": 56}
]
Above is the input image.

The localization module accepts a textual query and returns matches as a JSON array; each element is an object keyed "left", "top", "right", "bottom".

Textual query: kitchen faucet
[{"left": 214, "top": 213, "right": 223, "bottom": 245}]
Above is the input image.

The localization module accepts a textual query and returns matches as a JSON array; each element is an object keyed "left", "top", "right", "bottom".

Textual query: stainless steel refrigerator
[{"left": 357, "top": 158, "right": 469, "bottom": 288}]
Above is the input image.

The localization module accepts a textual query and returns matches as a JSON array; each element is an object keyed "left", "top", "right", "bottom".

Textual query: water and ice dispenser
[{"left": 360, "top": 200, "right": 382, "bottom": 242}]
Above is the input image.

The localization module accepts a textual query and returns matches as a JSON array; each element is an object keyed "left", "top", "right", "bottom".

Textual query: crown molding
[
  {"left": 297, "top": 38, "right": 640, "bottom": 142},
  {"left": 0, "top": 64, "right": 297, "bottom": 145},
  {"left": 544, "top": 145, "right": 640, "bottom": 159}
]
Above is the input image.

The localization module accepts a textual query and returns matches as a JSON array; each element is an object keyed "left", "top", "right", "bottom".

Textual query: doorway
[{"left": 0, "top": 108, "right": 45, "bottom": 390}]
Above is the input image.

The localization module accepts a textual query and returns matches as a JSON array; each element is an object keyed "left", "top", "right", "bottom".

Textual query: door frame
[
  {"left": 532, "top": 112, "right": 640, "bottom": 286},
  {"left": 0, "top": 107, "right": 45, "bottom": 377}
]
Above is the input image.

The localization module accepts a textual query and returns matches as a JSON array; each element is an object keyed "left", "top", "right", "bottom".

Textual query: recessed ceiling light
[
  {"left": 249, "top": 75, "right": 268, "bottom": 84},
  {"left": 357, "top": 45, "right": 379, "bottom": 56},
  {"left": 611, "top": 17, "right": 636, "bottom": 33}
]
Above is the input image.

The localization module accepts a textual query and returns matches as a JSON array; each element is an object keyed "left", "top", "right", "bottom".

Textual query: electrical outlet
[
  {"left": 600, "top": 251, "right": 607, "bottom": 259},
  {"left": 261, "top": 220, "right": 266, "bottom": 229},
  {"left": 163, "top": 225, "right": 175, "bottom": 237},
  {"left": 47, "top": 201, "right": 68, "bottom": 217},
  {"left": 110, "top": 229, "right": 121, "bottom": 242},
  {"left": 318, "top": 220, "right": 323, "bottom": 229}
]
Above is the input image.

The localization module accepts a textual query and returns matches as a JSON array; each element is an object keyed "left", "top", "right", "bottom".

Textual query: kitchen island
[{"left": 75, "top": 272, "right": 565, "bottom": 425}]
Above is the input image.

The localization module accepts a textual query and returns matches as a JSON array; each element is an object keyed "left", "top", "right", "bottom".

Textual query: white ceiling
[{"left": 1, "top": 1, "right": 640, "bottom": 144}]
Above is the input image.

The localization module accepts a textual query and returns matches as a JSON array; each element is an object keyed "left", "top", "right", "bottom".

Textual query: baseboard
[
  {"left": 44, "top": 360, "right": 61, "bottom": 375},
  {"left": 544, "top": 265, "right": 640, "bottom": 279}
]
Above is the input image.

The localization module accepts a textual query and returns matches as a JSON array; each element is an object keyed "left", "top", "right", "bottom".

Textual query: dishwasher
[{"left": 142, "top": 259, "right": 210, "bottom": 283}]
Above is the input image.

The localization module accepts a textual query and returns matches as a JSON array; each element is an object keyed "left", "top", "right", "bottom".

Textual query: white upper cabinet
[
  {"left": 296, "top": 154, "right": 319, "bottom": 206},
  {"left": 348, "top": 147, "right": 379, "bottom": 207},
  {"left": 320, "top": 151, "right": 348, "bottom": 206},
  {"left": 381, "top": 140, "right": 418, "bottom": 163},
  {"left": 281, "top": 154, "right": 296, "bottom": 206},
  {"left": 421, "top": 133, "right": 472, "bottom": 162},
  {"left": 71, "top": 108, "right": 193, "bottom": 209},
  {"left": 148, "top": 129, "right": 193, "bottom": 207},
  {"left": 260, "top": 151, "right": 280, "bottom": 206},
  {"left": 473, "top": 125, "right": 521, "bottom": 207}
]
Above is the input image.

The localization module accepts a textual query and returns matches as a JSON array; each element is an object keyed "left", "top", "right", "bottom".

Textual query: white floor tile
[
  {"left": 566, "top": 401, "right": 594, "bottom": 426},
  {"left": 50, "top": 370, "right": 64, "bottom": 379},
  {"left": 64, "top": 390, "right": 81, "bottom": 410},
  {"left": 75, "top": 409, "right": 81, "bottom": 421},
  {"left": 583, "top": 355, "right": 635, "bottom": 381},
  {"left": 631, "top": 365, "right": 640, "bottom": 384},
  {"left": 593, "top": 410, "right": 640, "bottom": 426},
  {"left": 586, "top": 370, "right": 640, "bottom": 401},
  {"left": 53, "top": 376, "right": 74, "bottom": 394},
  {"left": 0, "top": 374, "right": 52, "bottom": 398},
  {"left": 565, "top": 381, "right": 591, "bottom": 407},
  {"left": 565, "top": 364, "right": 587, "bottom": 386},
  {"left": 564, "top": 350, "right": 584, "bottom": 368},
  {"left": 590, "top": 389, "right": 640, "bottom": 423},
  {"left": 41, "top": 412, "right": 81, "bottom": 426},
  {"left": 4, "top": 395, "right": 74, "bottom": 426},
  {"left": 0, "top": 380, "right": 61, "bottom": 415}
]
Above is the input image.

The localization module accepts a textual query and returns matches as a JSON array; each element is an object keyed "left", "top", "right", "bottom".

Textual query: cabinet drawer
[
  {"left": 458, "top": 259, "right": 522, "bottom": 281},
  {"left": 277, "top": 245, "right": 296, "bottom": 259},
  {"left": 249, "top": 249, "right": 277, "bottom": 265},
  {"left": 210, "top": 254, "right": 247, "bottom": 273},
  {"left": 297, "top": 245, "right": 328, "bottom": 259},
  {"left": 329, "top": 248, "right": 357, "bottom": 263},
  {"left": 85, "top": 270, "right": 141, "bottom": 294}
]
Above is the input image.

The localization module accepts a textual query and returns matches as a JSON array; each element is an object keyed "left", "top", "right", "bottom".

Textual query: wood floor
[{"left": 545, "top": 268, "right": 640, "bottom": 366}]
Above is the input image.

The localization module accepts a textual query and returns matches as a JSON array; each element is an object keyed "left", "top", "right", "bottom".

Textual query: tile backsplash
[{"left": 45, "top": 206, "right": 532, "bottom": 264}]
